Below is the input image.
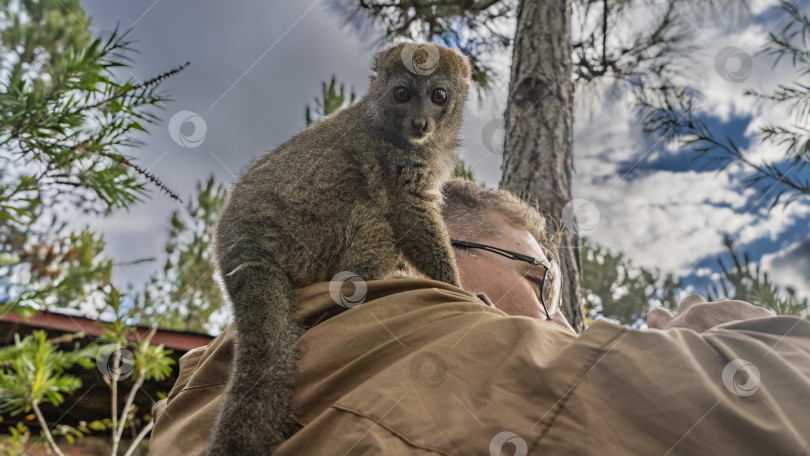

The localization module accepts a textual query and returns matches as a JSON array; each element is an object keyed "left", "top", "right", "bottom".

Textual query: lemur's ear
[
  {"left": 453, "top": 49, "right": 472, "bottom": 81},
  {"left": 371, "top": 42, "right": 404, "bottom": 77}
]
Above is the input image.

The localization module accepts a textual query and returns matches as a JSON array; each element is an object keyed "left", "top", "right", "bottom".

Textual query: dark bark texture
[{"left": 501, "top": 0, "right": 584, "bottom": 331}]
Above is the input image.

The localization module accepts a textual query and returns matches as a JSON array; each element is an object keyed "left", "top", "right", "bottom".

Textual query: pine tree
[
  {"left": 0, "top": 0, "right": 185, "bottom": 317},
  {"left": 305, "top": 75, "right": 356, "bottom": 126},
  {"left": 582, "top": 241, "right": 681, "bottom": 327},
  {"left": 708, "top": 236, "right": 809, "bottom": 318}
]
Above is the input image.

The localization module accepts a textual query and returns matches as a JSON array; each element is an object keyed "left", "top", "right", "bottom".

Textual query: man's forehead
[{"left": 488, "top": 212, "right": 548, "bottom": 262}]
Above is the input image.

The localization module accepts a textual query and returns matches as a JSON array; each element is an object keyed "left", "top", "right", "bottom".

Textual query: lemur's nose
[{"left": 411, "top": 118, "right": 428, "bottom": 131}]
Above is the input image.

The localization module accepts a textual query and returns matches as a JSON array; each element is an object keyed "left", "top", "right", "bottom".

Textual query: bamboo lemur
[{"left": 207, "top": 42, "right": 471, "bottom": 454}]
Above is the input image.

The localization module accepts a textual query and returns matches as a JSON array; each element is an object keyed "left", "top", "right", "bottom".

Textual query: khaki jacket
[{"left": 150, "top": 279, "right": 810, "bottom": 455}]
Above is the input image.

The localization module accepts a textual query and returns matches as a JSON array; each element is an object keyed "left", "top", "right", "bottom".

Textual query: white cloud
[
  {"left": 571, "top": 85, "right": 810, "bottom": 280},
  {"left": 737, "top": 202, "right": 810, "bottom": 244},
  {"left": 575, "top": 167, "right": 755, "bottom": 274},
  {"left": 750, "top": 0, "right": 782, "bottom": 15},
  {"left": 761, "top": 237, "right": 810, "bottom": 299}
]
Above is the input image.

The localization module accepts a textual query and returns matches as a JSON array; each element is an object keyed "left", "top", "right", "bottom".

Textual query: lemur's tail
[{"left": 207, "top": 263, "right": 299, "bottom": 455}]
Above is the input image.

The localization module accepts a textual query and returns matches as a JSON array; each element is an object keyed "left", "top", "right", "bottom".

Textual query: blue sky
[{"left": 75, "top": 0, "right": 810, "bottom": 309}]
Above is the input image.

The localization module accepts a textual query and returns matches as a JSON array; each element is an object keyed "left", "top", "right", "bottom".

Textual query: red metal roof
[{"left": 1, "top": 310, "right": 214, "bottom": 351}]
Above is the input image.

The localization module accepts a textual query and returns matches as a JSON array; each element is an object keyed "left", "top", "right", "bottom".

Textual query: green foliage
[
  {"left": 0, "top": 23, "right": 184, "bottom": 220},
  {"left": 96, "top": 290, "right": 175, "bottom": 382},
  {"left": 96, "top": 289, "right": 173, "bottom": 455},
  {"left": 0, "top": 331, "right": 95, "bottom": 416},
  {"left": 133, "top": 176, "right": 227, "bottom": 333},
  {"left": 582, "top": 237, "right": 808, "bottom": 327},
  {"left": 708, "top": 236, "right": 809, "bottom": 318},
  {"left": 453, "top": 159, "right": 476, "bottom": 181},
  {"left": 0, "top": 288, "right": 175, "bottom": 455},
  {"left": 0, "top": 419, "right": 30, "bottom": 456},
  {"left": 132, "top": 340, "right": 174, "bottom": 383},
  {"left": 0, "top": 0, "right": 186, "bottom": 321},
  {"left": 305, "top": 75, "right": 356, "bottom": 126},
  {"left": 0, "top": 202, "right": 113, "bottom": 319},
  {"left": 0, "top": 0, "right": 92, "bottom": 63},
  {"left": 49, "top": 418, "right": 111, "bottom": 445},
  {"left": 582, "top": 241, "right": 681, "bottom": 326}
]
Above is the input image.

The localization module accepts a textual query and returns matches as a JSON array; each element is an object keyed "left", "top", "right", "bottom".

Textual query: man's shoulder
[
  {"left": 151, "top": 278, "right": 576, "bottom": 456},
  {"left": 290, "top": 278, "right": 580, "bottom": 454}
]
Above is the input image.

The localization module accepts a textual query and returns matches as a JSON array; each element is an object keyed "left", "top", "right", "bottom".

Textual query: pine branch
[
  {"left": 116, "top": 157, "right": 181, "bottom": 203},
  {"left": 77, "top": 61, "right": 190, "bottom": 114}
]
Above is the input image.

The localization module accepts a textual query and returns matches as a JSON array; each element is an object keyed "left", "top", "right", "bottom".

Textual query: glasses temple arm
[{"left": 451, "top": 240, "right": 539, "bottom": 264}]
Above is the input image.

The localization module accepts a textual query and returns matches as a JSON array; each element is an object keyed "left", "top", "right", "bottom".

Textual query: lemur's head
[{"left": 366, "top": 42, "right": 471, "bottom": 146}]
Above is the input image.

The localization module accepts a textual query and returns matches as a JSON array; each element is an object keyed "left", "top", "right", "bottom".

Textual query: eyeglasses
[{"left": 450, "top": 239, "right": 562, "bottom": 320}]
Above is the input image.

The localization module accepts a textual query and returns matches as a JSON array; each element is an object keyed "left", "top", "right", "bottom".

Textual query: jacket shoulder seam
[{"left": 532, "top": 327, "right": 630, "bottom": 445}]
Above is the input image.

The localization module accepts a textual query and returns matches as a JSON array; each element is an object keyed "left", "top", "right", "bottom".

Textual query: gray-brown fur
[{"left": 207, "top": 42, "right": 471, "bottom": 454}]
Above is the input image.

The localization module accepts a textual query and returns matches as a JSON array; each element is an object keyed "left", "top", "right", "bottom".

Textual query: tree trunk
[{"left": 501, "top": 0, "right": 584, "bottom": 331}]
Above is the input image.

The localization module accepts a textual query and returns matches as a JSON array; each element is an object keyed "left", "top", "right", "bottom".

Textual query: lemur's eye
[
  {"left": 394, "top": 87, "right": 410, "bottom": 102},
  {"left": 431, "top": 89, "right": 448, "bottom": 104}
]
